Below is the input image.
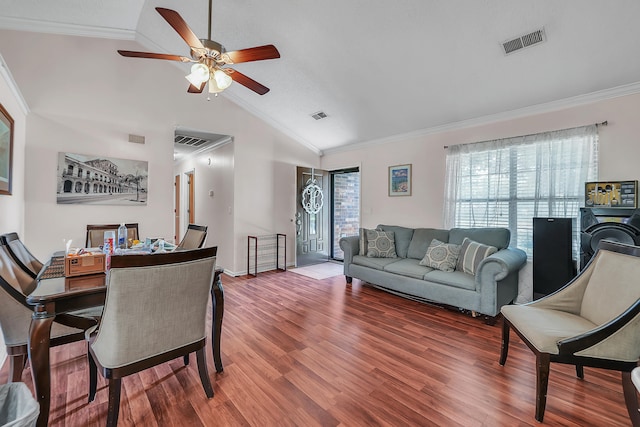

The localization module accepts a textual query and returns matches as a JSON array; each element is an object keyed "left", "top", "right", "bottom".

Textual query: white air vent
[
  {"left": 502, "top": 28, "right": 546, "bottom": 55},
  {"left": 128, "top": 134, "right": 145, "bottom": 144},
  {"left": 311, "top": 111, "right": 328, "bottom": 120}
]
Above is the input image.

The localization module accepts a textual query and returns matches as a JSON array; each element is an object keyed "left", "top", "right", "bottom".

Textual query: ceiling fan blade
[
  {"left": 187, "top": 82, "right": 206, "bottom": 93},
  {"left": 224, "top": 44, "right": 280, "bottom": 64},
  {"left": 117, "top": 50, "right": 192, "bottom": 62},
  {"left": 155, "top": 7, "right": 205, "bottom": 50},
  {"left": 225, "top": 69, "right": 270, "bottom": 95}
]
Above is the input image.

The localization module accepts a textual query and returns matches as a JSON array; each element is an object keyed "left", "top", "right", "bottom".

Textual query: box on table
[{"left": 64, "top": 253, "right": 106, "bottom": 277}]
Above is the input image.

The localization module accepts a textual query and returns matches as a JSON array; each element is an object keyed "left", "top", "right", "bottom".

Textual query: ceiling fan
[{"left": 117, "top": 0, "right": 280, "bottom": 96}]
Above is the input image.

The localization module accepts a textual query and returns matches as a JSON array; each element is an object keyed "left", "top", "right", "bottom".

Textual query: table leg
[
  {"left": 28, "top": 308, "right": 55, "bottom": 427},
  {"left": 211, "top": 268, "right": 224, "bottom": 373}
]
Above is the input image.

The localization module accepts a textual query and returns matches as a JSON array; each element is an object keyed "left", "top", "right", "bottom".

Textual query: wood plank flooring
[{"left": 1, "top": 270, "right": 634, "bottom": 426}]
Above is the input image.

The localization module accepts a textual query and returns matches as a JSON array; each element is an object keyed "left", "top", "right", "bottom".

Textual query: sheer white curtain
[{"left": 443, "top": 125, "right": 598, "bottom": 257}]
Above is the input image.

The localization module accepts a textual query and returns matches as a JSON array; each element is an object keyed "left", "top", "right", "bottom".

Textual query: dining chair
[
  {"left": 85, "top": 223, "right": 139, "bottom": 248},
  {"left": 0, "top": 232, "right": 44, "bottom": 278},
  {"left": 0, "top": 243, "right": 96, "bottom": 383},
  {"left": 87, "top": 247, "right": 217, "bottom": 426},
  {"left": 499, "top": 240, "right": 640, "bottom": 425},
  {"left": 176, "top": 224, "right": 208, "bottom": 250}
]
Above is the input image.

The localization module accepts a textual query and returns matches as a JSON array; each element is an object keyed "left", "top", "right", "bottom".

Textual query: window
[
  {"left": 331, "top": 167, "right": 360, "bottom": 260},
  {"left": 444, "top": 125, "right": 598, "bottom": 257}
]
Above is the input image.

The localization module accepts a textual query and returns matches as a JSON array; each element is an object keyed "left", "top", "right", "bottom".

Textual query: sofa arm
[
  {"left": 476, "top": 247, "right": 527, "bottom": 282},
  {"left": 339, "top": 236, "right": 359, "bottom": 275}
]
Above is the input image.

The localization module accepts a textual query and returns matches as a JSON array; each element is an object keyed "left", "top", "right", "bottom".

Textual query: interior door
[
  {"left": 186, "top": 171, "right": 195, "bottom": 224},
  {"left": 296, "top": 167, "right": 330, "bottom": 266},
  {"left": 174, "top": 174, "right": 181, "bottom": 242}
]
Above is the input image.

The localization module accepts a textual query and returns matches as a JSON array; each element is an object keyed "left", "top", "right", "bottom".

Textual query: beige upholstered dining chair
[
  {"left": 87, "top": 247, "right": 217, "bottom": 426},
  {"left": 85, "top": 223, "right": 139, "bottom": 248},
  {"left": 0, "top": 232, "right": 44, "bottom": 278},
  {"left": 0, "top": 243, "right": 96, "bottom": 383},
  {"left": 176, "top": 223, "right": 208, "bottom": 250},
  {"left": 500, "top": 240, "right": 640, "bottom": 426}
]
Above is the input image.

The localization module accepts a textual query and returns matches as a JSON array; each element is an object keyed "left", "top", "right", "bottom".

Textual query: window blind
[{"left": 443, "top": 125, "right": 598, "bottom": 257}]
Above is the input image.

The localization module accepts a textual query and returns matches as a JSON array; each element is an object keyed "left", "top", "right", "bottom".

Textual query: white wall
[
  {"left": 322, "top": 92, "right": 640, "bottom": 228},
  {"left": 0, "top": 30, "right": 320, "bottom": 275},
  {"left": 0, "top": 55, "right": 27, "bottom": 367},
  {"left": 174, "top": 142, "right": 235, "bottom": 272},
  {"left": 321, "top": 91, "right": 640, "bottom": 302}
]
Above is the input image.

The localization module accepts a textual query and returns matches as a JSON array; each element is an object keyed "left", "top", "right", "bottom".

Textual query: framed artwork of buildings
[{"left": 57, "top": 152, "right": 148, "bottom": 205}]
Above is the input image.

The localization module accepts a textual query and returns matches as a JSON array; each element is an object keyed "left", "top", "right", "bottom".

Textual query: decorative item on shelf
[
  {"left": 388, "top": 164, "right": 412, "bottom": 197},
  {"left": 585, "top": 180, "right": 637, "bottom": 208}
]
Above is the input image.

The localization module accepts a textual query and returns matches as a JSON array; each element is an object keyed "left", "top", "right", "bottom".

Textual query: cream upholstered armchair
[
  {"left": 87, "top": 247, "right": 217, "bottom": 426},
  {"left": 500, "top": 240, "right": 640, "bottom": 425},
  {"left": 176, "top": 223, "right": 208, "bottom": 250}
]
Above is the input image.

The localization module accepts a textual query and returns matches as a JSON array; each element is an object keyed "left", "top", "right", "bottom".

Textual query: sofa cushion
[
  {"left": 366, "top": 230, "right": 397, "bottom": 258},
  {"left": 383, "top": 258, "right": 433, "bottom": 280},
  {"left": 359, "top": 228, "right": 377, "bottom": 255},
  {"left": 377, "top": 225, "right": 414, "bottom": 258},
  {"left": 352, "top": 255, "right": 400, "bottom": 271},
  {"left": 407, "top": 228, "right": 450, "bottom": 260},
  {"left": 424, "top": 270, "right": 477, "bottom": 291},
  {"left": 419, "top": 239, "right": 460, "bottom": 272},
  {"left": 456, "top": 237, "right": 498, "bottom": 275},
  {"left": 449, "top": 228, "right": 510, "bottom": 250}
]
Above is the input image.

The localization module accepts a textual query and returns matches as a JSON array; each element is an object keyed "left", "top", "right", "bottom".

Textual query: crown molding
[
  {"left": 0, "top": 16, "right": 136, "bottom": 40},
  {"left": 323, "top": 81, "right": 640, "bottom": 155},
  {"left": 0, "top": 53, "right": 29, "bottom": 115}
]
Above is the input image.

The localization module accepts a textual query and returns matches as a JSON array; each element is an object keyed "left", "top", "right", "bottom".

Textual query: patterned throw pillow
[
  {"left": 419, "top": 239, "right": 460, "bottom": 272},
  {"left": 366, "top": 230, "right": 397, "bottom": 258},
  {"left": 456, "top": 237, "right": 498, "bottom": 275}
]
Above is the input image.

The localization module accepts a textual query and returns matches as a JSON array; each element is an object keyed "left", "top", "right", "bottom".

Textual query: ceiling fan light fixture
[
  {"left": 185, "top": 63, "right": 210, "bottom": 86},
  {"left": 214, "top": 69, "right": 232, "bottom": 90}
]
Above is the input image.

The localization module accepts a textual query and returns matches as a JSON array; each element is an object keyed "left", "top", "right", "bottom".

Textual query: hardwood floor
[{"left": 1, "top": 270, "right": 634, "bottom": 426}]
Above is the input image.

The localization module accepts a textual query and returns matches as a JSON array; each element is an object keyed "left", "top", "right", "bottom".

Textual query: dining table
[{"left": 26, "top": 252, "right": 225, "bottom": 427}]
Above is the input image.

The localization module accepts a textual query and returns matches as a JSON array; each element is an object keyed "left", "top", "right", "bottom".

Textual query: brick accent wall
[{"left": 332, "top": 172, "right": 360, "bottom": 259}]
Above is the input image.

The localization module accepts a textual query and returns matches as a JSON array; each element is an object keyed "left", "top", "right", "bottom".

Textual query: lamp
[
  {"left": 209, "top": 69, "right": 233, "bottom": 93},
  {"left": 185, "top": 63, "right": 210, "bottom": 86}
]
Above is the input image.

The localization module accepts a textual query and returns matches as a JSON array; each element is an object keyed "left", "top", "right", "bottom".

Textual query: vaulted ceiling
[{"left": 1, "top": 0, "right": 640, "bottom": 154}]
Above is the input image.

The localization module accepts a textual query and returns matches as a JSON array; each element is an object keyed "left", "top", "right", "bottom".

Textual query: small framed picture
[
  {"left": 388, "top": 164, "right": 411, "bottom": 197},
  {"left": 0, "top": 102, "right": 14, "bottom": 196}
]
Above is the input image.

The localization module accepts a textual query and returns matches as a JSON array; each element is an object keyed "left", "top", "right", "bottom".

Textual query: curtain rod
[{"left": 443, "top": 121, "right": 608, "bottom": 149}]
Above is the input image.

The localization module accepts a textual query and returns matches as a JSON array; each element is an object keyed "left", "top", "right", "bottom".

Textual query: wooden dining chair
[
  {"left": 0, "top": 232, "right": 44, "bottom": 278},
  {"left": 87, "top": 247, "right": 217, "bottom": 426},
  {"left": 0, "top": 243, "right": 96, "bottom": 383},
  {"left": 85, "top": 223, "right": 140, "bottom": 248},
  {"left": 176, "top": 224, "right": 208, "bottom": 250}
]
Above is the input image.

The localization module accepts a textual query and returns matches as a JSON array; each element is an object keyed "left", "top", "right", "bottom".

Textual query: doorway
[{"left": 296, "top": 167, "right": 330, "bottom": 266}]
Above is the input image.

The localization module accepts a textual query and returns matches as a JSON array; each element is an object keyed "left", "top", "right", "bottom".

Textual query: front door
[{"left": 296, "top": 167, "right": 329, "bottom": 266}]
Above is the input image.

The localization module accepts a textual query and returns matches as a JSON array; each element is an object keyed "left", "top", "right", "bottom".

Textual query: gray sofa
[{"left": 339, "top": 225, "right": 527, "bottom": 318}]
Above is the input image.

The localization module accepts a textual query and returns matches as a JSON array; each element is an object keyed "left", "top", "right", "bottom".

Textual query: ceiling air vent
[
  {"left": 311, "top": 111, "right": 328, "bottom": 120},
  {"left": 502, "top": 28, "right": 546, "bottom": 55},
  {"left": 174, "top": 135, "right": 210, "bottom": 148}
]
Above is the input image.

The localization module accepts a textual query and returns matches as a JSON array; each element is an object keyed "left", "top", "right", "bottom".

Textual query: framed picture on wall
[
  {"left": 56, "top": 152, "right": 149, "bottom": 205},
  {"left": 0, "top": 102, "right": 14, "bottom": 196},
  {"left": 388, "top": 164, "right": 411, "bottom": 197}
]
